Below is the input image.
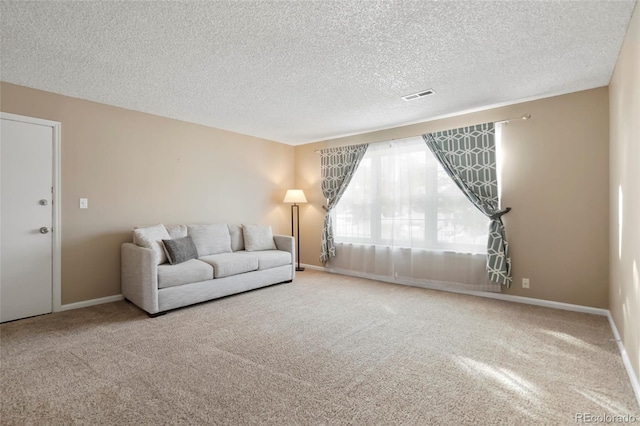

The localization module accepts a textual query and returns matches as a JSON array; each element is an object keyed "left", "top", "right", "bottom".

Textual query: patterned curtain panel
[
  {"left": 422, "top": 123, "right": 512, "bottom": 286},
  {"left": 320, "top": 144, "right": 369, "bottom": 263}
]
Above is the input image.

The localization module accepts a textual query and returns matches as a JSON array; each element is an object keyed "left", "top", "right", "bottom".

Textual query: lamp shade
[{"left": 283, "top": 189, "right": 308, "bottom": 204}]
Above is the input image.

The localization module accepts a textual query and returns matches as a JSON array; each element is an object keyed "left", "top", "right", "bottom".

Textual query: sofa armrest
[
  {"left": 121, "top": 242, "right": 160, "bottom": 314},
  {"left": 273, "top": 235, "right": 295, "bottom": 279},
  {"left": 273, "top": 234, "right": 294, "bottom": 253}
]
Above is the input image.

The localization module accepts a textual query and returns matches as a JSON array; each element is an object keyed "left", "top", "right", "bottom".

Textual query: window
[{"left": 334, "top": 136, "right": 489, "bottom": 254}]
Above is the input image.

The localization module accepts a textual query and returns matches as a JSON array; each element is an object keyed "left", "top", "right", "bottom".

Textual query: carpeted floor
[{"left": 1, "top": 270, "right": 638, "bottom": 425}]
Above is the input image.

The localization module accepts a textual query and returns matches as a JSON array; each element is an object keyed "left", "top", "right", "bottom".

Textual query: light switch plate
[{"left": 79, "top": 198, "right": 88, "bottom": 209}]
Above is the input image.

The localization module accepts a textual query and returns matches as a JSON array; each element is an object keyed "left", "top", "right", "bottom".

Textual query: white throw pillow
[
  {"left": 242, "top": 224, "right": 277, "bottom": 252},
  {"left": 133, "top": 224, "right": 171, "bottom": 265}
]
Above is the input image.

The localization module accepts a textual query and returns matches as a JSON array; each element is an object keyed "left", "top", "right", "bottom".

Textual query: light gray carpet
[{"left": 1, "top": 270, "right": 638, "bottom": 425}]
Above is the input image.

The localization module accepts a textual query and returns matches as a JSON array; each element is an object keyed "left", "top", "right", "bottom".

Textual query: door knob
[
  {"left": 39, "top": 199, "right": 48, "bottom": 206},
  {"left": 39, "top": 227, "right": 51, "bottom": 234}
]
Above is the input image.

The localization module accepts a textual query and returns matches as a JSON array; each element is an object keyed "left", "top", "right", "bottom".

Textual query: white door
[{"left": 0, "top": 117, "right": 54, "bottom": 322}]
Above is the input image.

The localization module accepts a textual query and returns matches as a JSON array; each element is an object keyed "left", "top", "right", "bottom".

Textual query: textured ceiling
[{"left": 0, "top": 1, "right": 636, "bottom": 145}]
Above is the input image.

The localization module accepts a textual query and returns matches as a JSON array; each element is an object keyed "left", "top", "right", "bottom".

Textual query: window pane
[
  {"left": 334, "top": 136, "right": 489, "bottom": 254},
  {"left": 436, "top": 168, "right": 489, "bottom": 251},
  {"left": 334, "top": 157, "right": 373, "bottom": 240}
]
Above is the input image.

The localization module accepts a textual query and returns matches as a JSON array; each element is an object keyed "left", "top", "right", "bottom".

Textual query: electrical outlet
[{"left": 522, "top": 278, "right": 530, "bottom": 289}]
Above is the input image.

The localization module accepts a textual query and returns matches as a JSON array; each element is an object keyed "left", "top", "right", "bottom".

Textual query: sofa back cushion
[
  {"left": 165, "top": 224, "right": 188, "bottom": 239},
  {"left": 242, "top": 224, "right": 277, "bottom": 252},
  {"left": 228, "top": 224, "right": 245, "bottom": 252},
  {"left": 133, "top": 224, "right": 171, "bottom": 265},
  {"left": 187, "top": 224, "right": 232, "bottom": 257}
]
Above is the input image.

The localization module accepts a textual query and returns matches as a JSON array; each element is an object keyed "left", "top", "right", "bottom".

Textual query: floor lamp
[{"left": 283, "top": 189, "right": 307, "bottom": 272}]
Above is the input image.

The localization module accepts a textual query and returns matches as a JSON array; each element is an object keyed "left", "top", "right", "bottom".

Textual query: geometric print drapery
[
  {"left": 423, "top": 123, "right": 512, "bottom": 286},
  {"left": 319, "top": 144, "right": 369, "bottom": 263}
]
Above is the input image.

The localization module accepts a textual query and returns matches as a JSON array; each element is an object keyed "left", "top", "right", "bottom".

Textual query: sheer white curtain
[{"left": 329, "top": 136, "right": 500, "bottom": 292}]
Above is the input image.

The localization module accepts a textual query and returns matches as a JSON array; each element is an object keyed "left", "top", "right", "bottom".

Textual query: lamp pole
[
  {"left": 283, "top": 189, "right": 307, "bottom": 272},
  {"left": 293, "top": 203, "right": 304, "bottom": 271}
]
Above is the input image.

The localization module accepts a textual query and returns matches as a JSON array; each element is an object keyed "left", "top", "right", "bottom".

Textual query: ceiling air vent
[{"left": 402, "top": 89, "right": 435, "bottom": 101}]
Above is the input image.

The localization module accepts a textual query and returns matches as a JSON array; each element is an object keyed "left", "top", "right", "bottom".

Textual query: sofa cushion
[
  {"left": 187, "top": 224, "right": 232, "bottom": 256},
  {"left": 239, "top": 250, "right": 292, "bottom": 270},
  {"left": 165, "top": 224, "right": 188, "bottom": 239},
  {"left": 157, "top": 259, "right": 214, "bottom": 289},
  {"left": 133, "top": 224, "right": 171, "bottom": 265},
  {"left": 199, "top": 253, "right": 259, "bottom": 278},
  {"left": 228, "top": 224, "right": 245, "bottom": 252},
  {"left": 162, "top": 236, "right": 198, "bottom": 265},
  {"left": 242, "top": 224, "right": 277, "bottom": 251}
]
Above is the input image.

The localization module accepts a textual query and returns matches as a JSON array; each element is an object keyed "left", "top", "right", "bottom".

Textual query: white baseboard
[
  {"left": 301, "top": 263, "right": 327, "bottom": 272},
  {"left": 463, "top": 291, "right": 608, "bottom": 316},
  {"left": 300, "top": 264, "right": 607, "bottom": 315},
  {"left": 301, "top": 263, "right": 639, "bottom": 408},
  {"left": 607, "top": 312, "right": 640, "bottom": 408},
  {"left": 58, "top": 294, "right": 124, "bottom": 312}
]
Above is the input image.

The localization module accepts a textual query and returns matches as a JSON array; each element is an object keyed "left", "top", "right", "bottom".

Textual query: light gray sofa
[{"left": 121, "top": 224, "right": 295, "bottom": 316}]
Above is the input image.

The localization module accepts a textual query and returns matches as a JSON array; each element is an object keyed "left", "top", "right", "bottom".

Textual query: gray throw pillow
[{"left": 162, "top": 237, "right": 198, "bottom": 265}]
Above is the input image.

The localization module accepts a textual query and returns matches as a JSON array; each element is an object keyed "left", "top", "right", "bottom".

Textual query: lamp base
[{"left": 296, "top": 266, "right": 306, "bottom": 272}]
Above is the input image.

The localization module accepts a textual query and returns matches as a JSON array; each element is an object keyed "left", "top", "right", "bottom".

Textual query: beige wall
[
  {"left": 1, "top": 82, "right": 294, "bottom": 304},
  {"left": 296, "top": 87, "right": 610, "bottom": 308},
  {"left": 609, "top": 3, "right": 640, "bottom": 388}
]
